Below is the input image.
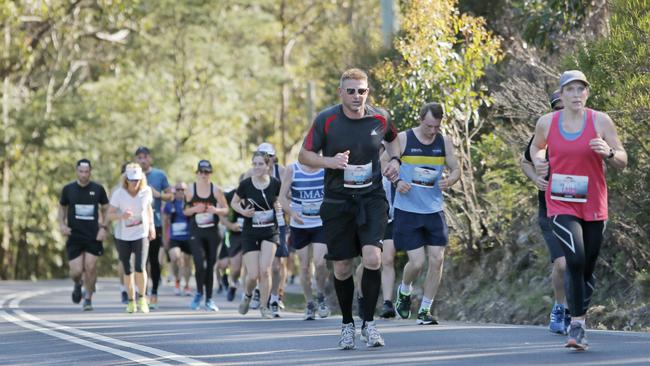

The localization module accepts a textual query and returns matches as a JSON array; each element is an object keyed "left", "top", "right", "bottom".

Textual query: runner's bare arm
[{"left": 440, "top": 136, "right": 461, "bottom": 189}]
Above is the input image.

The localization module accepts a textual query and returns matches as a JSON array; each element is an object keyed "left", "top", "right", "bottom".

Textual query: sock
[
  {"left": 334, "top": 275, "right": 355, "bottom": 325},
  {"left": 119, "top": 285, "right": 125, "bottom": 292},
  {"left": 575, "top": 318, "right": 586, "bottom": 327},
  {"left": 419, "top": 296, "right": 433, "bottom": 313},
  {"left": 400, "top": 282, "right": 412, "bottom": 295},
  {"left": 361, "top": 268, "right": 381, "bottom": 322},
  {"left": 270, "top": 293, "right": 279, "bottom": 304}
]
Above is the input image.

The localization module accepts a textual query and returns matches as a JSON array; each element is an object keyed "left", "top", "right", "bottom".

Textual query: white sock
[
  {"left": 270, "top": 294, "right": 279, "bottom": 303},
  {"left": 575, "top": 318, "right": 586, "bottom": 328},
  {"left": 419, "top": 297, "right": 433, "bottom": 312},
  {"left": 400, "top": 283, "right": 412, "bottom": 295},
  {"left": 119, "top": 285, "right": 125, "bottom": 292}
]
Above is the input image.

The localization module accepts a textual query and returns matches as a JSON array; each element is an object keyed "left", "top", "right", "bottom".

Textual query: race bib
[
  {"left": 236, "top": 218, "right": 245, "bottom": 227},
  {"left": 411, "top": 167, "right": 439, "bottom": 188},
  {"left": 252, "top": 210, "right": 275, "bottom": 228},
  {"left": 344, "top": 162, "right": 373, "bottom": 189},
  {"left": 550, "top": 174, "right": 588, "bottom": 203},
  {"left": 171, "top": 222, "right": 188, "bottom": 237},
  {"left": 74, "top": 204, "right": 95, "bottom": 220},
  {"left": 195, "top": 212, "right": 215, "bottom": 228},
  {"left": 301, "top": 201, "right": 322, "bottom": 217},
  {"left": 125, "top": 215, "right": 143, "bottom": 228}
]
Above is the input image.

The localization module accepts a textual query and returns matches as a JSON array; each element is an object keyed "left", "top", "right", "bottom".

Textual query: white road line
[{"left": 2, "top": 290, "right": 211, "bottom": 366}]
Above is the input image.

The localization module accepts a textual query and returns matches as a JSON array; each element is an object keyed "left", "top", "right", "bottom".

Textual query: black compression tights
[
  {"left": 551, "top": 215, "right": 604, "bottom": 317},
  {"left": 148, "top": 232, "right": 162, "bottom": 295},
  {"left": 190, "top": 233, "right": 219, "bottom": 300}
]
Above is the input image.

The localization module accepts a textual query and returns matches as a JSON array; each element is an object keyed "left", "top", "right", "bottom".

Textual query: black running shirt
[
  {"left": 59, "top": 181, "right": 109, "bottom": 243},
  {"left": 303, "top": 104, "right": 397, "bottom": 197},
  {"left": 524, "top": 136, "right": 547, "bottom": 210},
  {"left": 236, "top": 177, "right": 281, "bottom": 238}
]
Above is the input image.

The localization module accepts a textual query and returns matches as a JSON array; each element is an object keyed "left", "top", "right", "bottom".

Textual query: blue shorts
[
  {"left": 275, "top": 225, "right": 289, "bottom": 258},
  {"left": 393, "top": 209, "right": 448, "bottom": 251},
  {"left": 290, "top": 226, "right": 325, "bottom": 250}
]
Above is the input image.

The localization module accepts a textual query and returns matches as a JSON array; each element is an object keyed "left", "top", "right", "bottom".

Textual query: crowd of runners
[{"left": 57, "top": 68, "right": 627, "bottom": 352}]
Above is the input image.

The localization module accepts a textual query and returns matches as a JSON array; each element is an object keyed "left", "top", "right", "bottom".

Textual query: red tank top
[{"left": 546, "top": 109, "right": 607, "bottom": 221}]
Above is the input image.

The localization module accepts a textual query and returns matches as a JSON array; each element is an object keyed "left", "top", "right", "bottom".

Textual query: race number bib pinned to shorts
[
  {"left": 550, "top": 174, "right": 588, "bottom": 203},
  {"left": 411, "top": 167, "right": 439, "bottom": 188},
  {"left": 171, "top": 222, "right": 188, "bottom": 237},
  {"left": 252, "top": 210, "right": 275, "bottom": 228},
  {"left": 74, "top": 204, "right": 95, "bottom": 220},
  {"left": 125, "top": 215, "right": 143, "bottom": 228},
  {"left": 301, "top": 201, "right": 322, "bottom": 217},
  {"left": 195, "top": 212, "right": 215, "bottom": 228},
  {"left": 344, "top": 162, "right": 372, "bottom": 189}
]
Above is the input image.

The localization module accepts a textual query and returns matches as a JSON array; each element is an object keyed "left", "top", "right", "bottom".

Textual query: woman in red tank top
[{"left": 529, "top": 70, "right": 627, "bottom": 350}]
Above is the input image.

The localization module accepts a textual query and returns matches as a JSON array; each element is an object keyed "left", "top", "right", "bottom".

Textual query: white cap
[
  {"left": 257, "top": 142, "right": 276, "bottom": 156},
  {"left": 125, "top": 165, "right": 144, "bottom": 180}
]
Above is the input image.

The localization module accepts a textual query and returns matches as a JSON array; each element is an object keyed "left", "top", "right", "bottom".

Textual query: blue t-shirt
[
  {"left": 146, "top": 168, "right": 170, "bottom": 227},
  {"left": 163, "top": 199, "right": 190, "bottom": 241}
]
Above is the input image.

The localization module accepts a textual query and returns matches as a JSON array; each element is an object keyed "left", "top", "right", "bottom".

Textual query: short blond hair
[
  {"left": 120, "top": 162, "right": 148, "bottom": 191},
  {"left": 340, "top": 68, "right": 368, "bottom": 86}
]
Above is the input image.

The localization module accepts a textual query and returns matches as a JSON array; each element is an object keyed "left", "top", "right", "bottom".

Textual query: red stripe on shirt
[
  {"left": 324, "top": 115, "right": 336, "bottom": 135},
  {"left": 305, "top": 125, "right": 315, "bottom": 151},
  {"left": 373, "top": 114, "right": 387, "bottom": 132}
]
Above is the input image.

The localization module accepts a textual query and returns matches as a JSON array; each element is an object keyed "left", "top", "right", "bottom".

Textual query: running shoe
[
  {"left": 183, "top": 285, "right": 192, "bottom": 297},
  {"left": 338, "top": 323, "right": 356, "bottom": 350},
  {"left": 270, "top": 301, "right": 281, "bottom": 318},
  {"left": 227, "top": 287, "right": 237, "bottom": 302},
  {"left": 216, "top": 283, "right": 224, "bottom": 295},
  {"left": 72, "top": 282, "right": 82, "bottom": 304},
  {"left": 82, "top": 299, "right": 93, "bottom": 311},
  {"left": 416, "top": 309, "right": 438, "bottom": 325},
  {"left": 395, "top": 288, "right": 412, "bottom": 319},
  {"left": 250, "top": 288, "right": 261, "bottom": 310},
  {"left": 126, "top": 300, "right": 136, "bottom": 313},
  {"left": 361, "top": 321, "right": 385, "bottom": 347},
  {"left": 565, "top": 321, "right": 588, "bottom": 351},
  {"left": 174, "top": 280, "right": 181, "bottom": 296},
  {"left": 379, "top": 300, "right": 396, "bottom": 319},
  {"left": 260, "top": 306, "right": 274, "bottom": 319},
  {"left": 137, "top": 297, "right": 149, "bottom": 314},
  {"left": 304, "top": 301, "right": 316, "bottom": 320},
  {"left": 549, "top": 304, "right": 566, "bottom": 334},
  {"left": 317, "top": 299, "right": 331, "bottom": 319},
  {"left": 238, "top": 293, "right": 252, "bottom": 315},
  {"left": 277, "top": 298, "right": 285, "bottom": 310},
  {"left": 190, "top": 293, "right": 203, "bottom": 310},
  {"left": 149, "top": 295, "right": 158, "bottom": 310},
  {"left": 205, "top": 299, "right": 219, "bottom": 312},
  {"left": 121, "top": 291, "right": 128, "bottom": 304},
  {"left": 357, "top": 296, "right": 364, "bottom": 321}
]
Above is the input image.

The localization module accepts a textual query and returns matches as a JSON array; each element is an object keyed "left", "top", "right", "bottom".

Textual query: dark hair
[
  {"left": 419, "top": 102, "right": 444, "bottom": 120},
  {"left": 135, "top": 146, "right": 150, "bottom": 156},
  {"left": 252, "top": 151, "right": 271, "bottom": 165},
  {"left": 76, "top": 159, "right": 92, "bottom": 169}
]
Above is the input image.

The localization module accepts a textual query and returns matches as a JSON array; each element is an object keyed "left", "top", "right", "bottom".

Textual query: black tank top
[{"left": 189, "top": 182, "right": 219, "bottom": 232}]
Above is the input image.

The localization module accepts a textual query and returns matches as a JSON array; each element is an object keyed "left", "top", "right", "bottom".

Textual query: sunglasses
[
  {"left": 345, "top": 88, "right": 368, "bottom": 96},
  {"left": 198, "top": 170, "right": 211, "bottom": 174},
  {"left": 127, "top": 179, "right": 140, "bottom": 182}
]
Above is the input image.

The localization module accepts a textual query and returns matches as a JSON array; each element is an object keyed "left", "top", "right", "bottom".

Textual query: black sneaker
[
  {"left": 416, "top": 309, "right": 438, "bottom": 325},
  {"left": 379, "top": 300, "right": 396, "bottom": 319},
  {"left": 120, "top": 291, "right": 128, "bottom": 305},
  {"left": 270, "top": 301, "right": 280, "bottom": 318},
  {"left": 395, "top": 289, "right": 411, "bottom": 319},
  {"left": 82, "top": 299, "right": 93, "bottom": 311},
  {"left": 72, "top": 282, "right": 82, "bottom": 304},
  {"left": 227, "top": 287, "right": 237, "bottom": 302}
]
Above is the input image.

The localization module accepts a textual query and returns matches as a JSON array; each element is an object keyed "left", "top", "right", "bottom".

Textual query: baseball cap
[
  {"left": 559, "top": 70, "right": 589, "bottom": 88},
  {"left": 549, "top": 89, "right": 561, "bottom": 107},
  {"left": 134, "top": 146, "right": 151, "bottom": 156},
  {"left": 257, "top": 142, "right": 276, "bottom": 156},
  {"left": 197, "top": 159, "right": 213, "bottom": 173},
  {"left": 125, "top": 165, "right": 144, "bottom": 180},
  {"left": 76, "top": 159, "right": 92, "bottom": 169}
]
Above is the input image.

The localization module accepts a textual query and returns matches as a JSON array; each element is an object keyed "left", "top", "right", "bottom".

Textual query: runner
[
  {"left": 232, "top": 152, "right": 282, "bottom": 319},
  {"left": 107, "top": 163, "right": 155, "bottom": 314},
  {"left": 520, "top": 90, "right": 571, "bottom": 334},
  {"left": 58, "top": 159, "right": 109, "bottom": 311},
  {"left": 278, "top": 161, "right": 331, "bottom": 320},
  {"left": 299, "top": 68, "right": 400, "bottom": 349},
  {"left": 223, "top": 187, "right": 245, "bottom": 302},
  {"left": 135, "top": 146, "right": 172, "bottom": 310},
  {"left": 393, "top": 102, "right": 460, "bottom": 325},
  {"left": 162, "top": 182, "right": 193, "bottom": 297},
  {"left": 184, "top": 160, "right": 229, "bottom": 311},
  {"left": 378, "top": 144, "right": 398, "bottom": 319},
  {"left": 110, "top": 163, "right": 129, "bottom": 304},
  {"left": 531, "top": 70, "right": 627, "bottom": 350}
]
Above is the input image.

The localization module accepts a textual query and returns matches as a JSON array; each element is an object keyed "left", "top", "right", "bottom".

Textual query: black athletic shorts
[
  {"left": 170, "top": 239, "right": 192, "bottom": 255},
  {"left": 228, "top": 232, "right": 243, "bottom": 257},
  {"left": 290, "top": 226, "right": 325, "bottom": 251},
  {"left": 218, "top": 242, "right": 229, "bottom": 260},
  {"left": 320, "top": 194, "right": 387, "bottom": 261},
  {"left": 241, "top": 233, "right": 279, "bottom": 255},
  {"left": 538, "top": 205, "right": 564, "bottom": 262},
  {"left": 66, "top": 239, "right": 103, "bottom": 261},
  {"left": 384, "top": 221, "right": 394, "bottom": 241}
]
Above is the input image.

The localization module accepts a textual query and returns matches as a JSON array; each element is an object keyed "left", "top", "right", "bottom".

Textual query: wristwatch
[{"left": 606, "top": 148, "right": 615, "bottom": 160}]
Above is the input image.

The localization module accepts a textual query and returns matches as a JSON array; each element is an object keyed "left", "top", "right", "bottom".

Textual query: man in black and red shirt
[{"left": 299, "top": 68, "right": 400, "bottom": 349}]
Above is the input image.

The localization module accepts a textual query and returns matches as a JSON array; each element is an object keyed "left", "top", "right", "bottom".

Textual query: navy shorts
[
  {"left": 393, "top": 209, "right": 448, "bottom": 251},
  {"left": 275, "top": 225, "right": 289, "bottom": 258},
  {"left": 290, "top": 226, "right": 325, "bottom": 250}
]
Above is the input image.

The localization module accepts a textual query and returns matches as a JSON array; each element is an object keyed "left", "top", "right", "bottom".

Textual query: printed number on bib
[
  {"left": 252, "top": 210, "right": 275, "bottom": 228},
  {"left": 411, "top": 167, "right": 439, "bottom": 188},
  {"left": 74, "top": 204, "right": 95, "bottom": 220},
  {"left": 301, "top": 201, "right": 322, "bottom": 217},
  {"left": 195, "top": 212, "right": 215, "bottom": 228},
  {"left": 125, "top": 215, "right": 143, "bottom": 228},
  {"left": 344, "top": 162, "right": 372, "bottom": 189},
  {"left": 171, "top": 222, "right": 188, "bottom": 237},
  {"left": 550, "top": 174, "right": 588, "bottom": 203}
]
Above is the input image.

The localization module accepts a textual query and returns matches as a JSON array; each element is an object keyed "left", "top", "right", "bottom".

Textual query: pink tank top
[{"left": 546, "top": 109, "right": 608, "bottom": 221}]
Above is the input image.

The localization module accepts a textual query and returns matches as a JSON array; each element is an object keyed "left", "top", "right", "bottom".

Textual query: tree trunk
[{"left": 2, "top": 22, "right": 12, "bottom": 279}]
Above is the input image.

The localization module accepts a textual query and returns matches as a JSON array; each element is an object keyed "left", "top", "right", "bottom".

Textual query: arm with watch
[
  {"left": 590, "top": 112, "right": 627, "bottom": 170},
  {"left": 96, "top": 203, "right": 109, "bottom": 241}
]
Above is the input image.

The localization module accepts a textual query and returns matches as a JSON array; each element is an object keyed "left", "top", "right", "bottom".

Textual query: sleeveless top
[
  {"left": 546, "top": 109, "right": 607, "bottom": 221},
  {"left": 289, "top": 163, "right": 324, "bottom": 228},
  {"left": 188, "top": 182, "right": 220, "bottom": 232},
  {"left": 393, "top": 129, "right": 446, "bottom": 214}
]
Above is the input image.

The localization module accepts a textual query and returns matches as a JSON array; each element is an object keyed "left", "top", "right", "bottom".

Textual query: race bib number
[
  {"left": 411, "top": 167, "right": 439, "bottom": 188},
  {"left": 550, "top": 174, "right": 588, "bottom": 203},
  {"left": 344, "top": 162, "right": 372, "bottom": 189},
  {"left": 301, "top": 201, "right": 322, "bottom": 217},
  {"left": 252, "top": 210, "right": 275, "bottom": 228},
  {"left": 125, "top": 215, "right": 143, "bottom": 228},
  {"left": 195, "top": 212, "right": 215, "bottom": 228},
  {"left": 171, "top": 222, "right": 188, "bottom": 237},
  {"left": 74, "top": 204, "right": 95, "bottom": 220}
]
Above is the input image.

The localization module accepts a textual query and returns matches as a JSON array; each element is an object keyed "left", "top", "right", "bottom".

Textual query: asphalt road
[{"left": 1, "top": 279, "right": 649, "bottom": 366}]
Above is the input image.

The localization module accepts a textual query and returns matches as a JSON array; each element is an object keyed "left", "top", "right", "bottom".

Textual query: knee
[
  {"left": 333, "top": 262, "right": 353, "bottom": 280},
  {"left": 300, "top": 264, "right": 311, "bottom": 275},
  {"left": 314, "top": 258, "right": 327, "bottom": 271},
  {"left": 362, "top": 252, "right": 381, "bottom": 270},
  {"left": 260, "top": 267, "right": 271, "bottom": 280},
  {"left": 410, "top": 257, "right": 426, "bottom": 272},
  {"left": 554, "top": 257, "right": 567, "bottom": 273}
]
